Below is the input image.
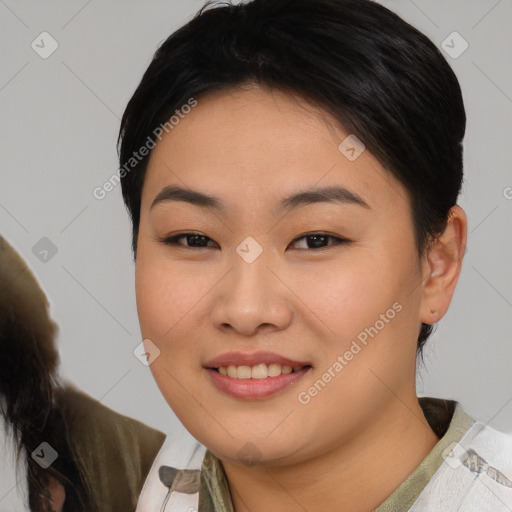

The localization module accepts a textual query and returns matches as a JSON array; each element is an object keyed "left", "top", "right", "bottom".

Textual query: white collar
[{"left": 136, "top": 429, "right": 206, "bottom": 512}]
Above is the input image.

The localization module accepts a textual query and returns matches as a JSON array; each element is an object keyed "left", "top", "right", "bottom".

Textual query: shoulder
[
  {"left": 56, "top": 384, "right": 166, "bottom": 511},
  {"left": 135, "top": 430, "right": 206, "bottom": 512},
  {"left": 464, "top": 421, "right": 512, "bottom": 474},
  {"left": 57, "top": 384, "right": 166, "bottom": 450},
  {"left": 411, "top": 421, "right": 512, "bottom": 511}
]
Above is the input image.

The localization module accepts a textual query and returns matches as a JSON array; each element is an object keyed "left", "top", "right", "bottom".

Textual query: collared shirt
[{"left": 136, "top": 397, "right": 512, "bottom": 512}]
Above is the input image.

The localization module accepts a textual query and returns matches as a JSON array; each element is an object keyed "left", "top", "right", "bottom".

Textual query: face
[{"left": 135, "top": 85, "right": 429, "bottom": 467}]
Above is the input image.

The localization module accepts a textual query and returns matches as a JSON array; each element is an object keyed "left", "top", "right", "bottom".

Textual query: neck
[{"left": 221, "top": 395, "right": 440, "bottom": 512}]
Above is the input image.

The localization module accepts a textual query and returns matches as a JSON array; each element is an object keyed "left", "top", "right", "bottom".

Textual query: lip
[
  {"left": 204, "top": 351, "right": 310, "bottom": 369},
  {"left": 206, "top": 367, "right": 312, "bottom": 399}
]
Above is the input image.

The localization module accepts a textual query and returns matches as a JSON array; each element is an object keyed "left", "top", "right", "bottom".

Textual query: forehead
[{"left": 142, "top": 85, "right": 410, "bottom": 217}]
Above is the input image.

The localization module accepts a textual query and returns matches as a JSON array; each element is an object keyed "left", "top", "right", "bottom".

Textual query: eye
[
  {"left": 288, "top": 232, "right": 349, "bottom": 250},
  {"left": 158, "top": 232, "right": 219, "bottom": 248},
  {"left": 157, "top": 232, "right": 349, "bottom": 250}
]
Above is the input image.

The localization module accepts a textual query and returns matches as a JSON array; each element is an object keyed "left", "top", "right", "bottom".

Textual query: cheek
[
  {"left": 135, "top": 257, "right": 206, "bottom": 413},
  {"left": 135, "top": 260, "right": 167, "bottom": 340},
  {"left": 285, "top": 255, "right": 392, "bottom": 341},
  {"left": 134, "top": 253, "right": 220, "bottom": 382},
  {"left": 135, "top": 254, "right": 200, "bottom": 340},
  {"left": 287, "top": 248, "right": 419, "bottom": 371}
]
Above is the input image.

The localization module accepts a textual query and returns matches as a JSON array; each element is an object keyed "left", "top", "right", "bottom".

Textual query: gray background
[{"left": 1, "top": 0, "right": 511, "bottom": 436}]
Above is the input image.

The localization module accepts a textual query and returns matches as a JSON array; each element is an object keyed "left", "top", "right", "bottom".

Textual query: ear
[{"left": 419, "top": 205, "right": 467, "bottom": 324}]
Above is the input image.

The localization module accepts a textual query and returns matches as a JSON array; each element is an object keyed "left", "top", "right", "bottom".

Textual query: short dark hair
[{"left": 117, "top": 0, "right": 466, "bottom": 358}]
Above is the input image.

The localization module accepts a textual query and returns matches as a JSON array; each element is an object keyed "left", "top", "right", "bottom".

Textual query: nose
[{"left": 210, "top": 243, "right": 293, "bottom": 337}]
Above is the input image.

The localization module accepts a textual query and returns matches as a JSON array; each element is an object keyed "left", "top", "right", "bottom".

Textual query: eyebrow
[{"left": 150, "top": 184, "right": 371, "bottom": 214}]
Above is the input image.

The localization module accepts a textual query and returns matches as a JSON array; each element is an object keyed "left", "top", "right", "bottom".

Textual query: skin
[
  {"left": 49, "top": 477, "right": 65, "bottom": 512},
  {"left": 135, "top": 84, "right": 467, "bottom": 511}
]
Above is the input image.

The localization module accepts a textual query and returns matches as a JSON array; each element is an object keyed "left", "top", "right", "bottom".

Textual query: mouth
[
  {"left": 204, "top": 352, "right": 313, "bottom": 399},
  {"left": 204, "top": 351, "right": 312, "bottom": 377},
  {"left": 213, "top": 363, "right": 312, "bottom": 379}
]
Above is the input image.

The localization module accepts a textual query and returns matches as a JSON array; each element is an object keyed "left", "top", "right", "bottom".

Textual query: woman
[
  {"left": 0, "top": 235, "right": 165, "bottom": 511},
  {"left": 116, "top": 0, "right": 512, "bottom": 510}
]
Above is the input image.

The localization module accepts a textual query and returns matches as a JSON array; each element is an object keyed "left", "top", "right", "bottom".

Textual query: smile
[
  {"left": 204, "top": 352, "right": 313, "bottom": 399},
  {"left": 206, "top": 367, "right": 312, "bottom": 399},
  {"left": 215, "top": 363, "right": 307, "bottom": 379}
]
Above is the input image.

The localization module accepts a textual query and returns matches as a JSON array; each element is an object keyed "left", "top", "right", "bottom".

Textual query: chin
[{"left": 192, "top": 421, "right": 312, "bottom": 468}]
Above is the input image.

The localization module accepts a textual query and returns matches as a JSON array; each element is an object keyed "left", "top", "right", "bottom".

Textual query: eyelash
[{"left": 157, "top": 232, "right": 349, "bottom": 251}]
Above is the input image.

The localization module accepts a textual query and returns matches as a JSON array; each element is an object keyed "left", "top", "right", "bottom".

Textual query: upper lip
[{"left": 204, "top": 352, "right": 311, "bottom": 369}]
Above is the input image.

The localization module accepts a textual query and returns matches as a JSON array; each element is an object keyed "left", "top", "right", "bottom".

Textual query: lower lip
[{"left": 205, "top": 367, "right": 311, "bottom": 399}]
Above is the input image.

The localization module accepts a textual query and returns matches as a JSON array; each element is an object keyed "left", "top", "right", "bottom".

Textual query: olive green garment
[
  {"left": 60, "top": 385, "right": 166, "bottom": 512},
  {"left": 198, "top": 397, "right": 475, "bottom": 512}
]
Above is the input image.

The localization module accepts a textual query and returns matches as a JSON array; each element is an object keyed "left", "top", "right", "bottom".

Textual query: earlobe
[{"left": 419, "top": 205, "right": 467, "bottom": 324}]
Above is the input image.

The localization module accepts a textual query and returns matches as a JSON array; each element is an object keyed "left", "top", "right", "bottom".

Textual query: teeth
[
  {"left": 251, "top": 364, "right": 268, "bottom": 379},
  {"left": 237, "top": 365, "right": 252, "bottom": 379},
  {"left": 268, "top": 363, "right": 282, "bottom": 377},
  {"left": 217, "top": 363, "right": 305, "bottom": 379}
]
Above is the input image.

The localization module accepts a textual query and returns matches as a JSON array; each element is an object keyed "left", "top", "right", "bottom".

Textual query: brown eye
[
  {"left": 157, "top": 232, "right": 349, "bottom": 251},
  {"left": 289, "top": 233, "right": 349, "bottom": 250},
  {"left": 158, "top": 233, "right": 218, "bottom": 248}
]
